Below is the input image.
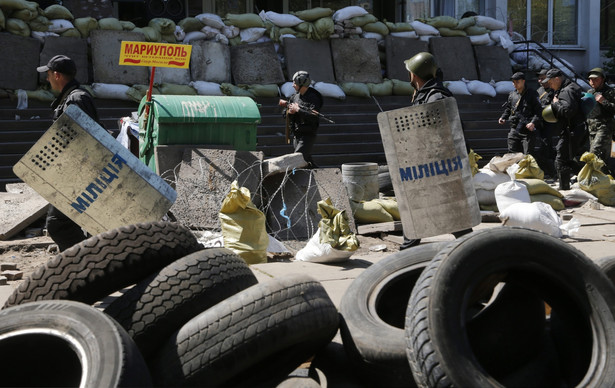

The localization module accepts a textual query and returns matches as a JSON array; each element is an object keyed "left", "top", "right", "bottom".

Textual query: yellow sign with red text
[{"left": 119, "top": 41, "right": 192, "bottom": 69}]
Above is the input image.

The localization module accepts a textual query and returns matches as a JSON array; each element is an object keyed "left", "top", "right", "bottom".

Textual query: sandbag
[
  {"left": 74, "top": 17, "right": 98, "bottom": 38},
  {"left": 140, "top": 26, "right": 161, "bottom": 42},
  {"left": 224, "top": 13, "right": 264, "bottom": 28},
  {"left": 27, "top": 14, "right": 49, "bottom": 32},
  {"left": 472, "top": 167, "right": 510, "bottom": 190},
  {"left": 240, "top": 26, "right": 266, "bottom": 42},
  {"left": 475, "top": 15, "right": 506, "bottom": 30},
  {"left": 158, "top": 83, "right": 196, "bottom": 95},
  {"left": 219, "top": 181, "right": 268, "bottom": 265},
  {"left": 341, "top": 82, "right": 371, "bottom": 98},
  {"left": 261, "top": 10, "right": 302, "bottom": 27},
  {"left": 455, "top": 16, "right": 476, "bottom": 30},
  {"left": 494, "top": 164, "right": 531, "bottom": 212},
  {"left": 314, "top": 82, "right": 345, "bottom": 100},
  {"left": 190, "top": 81, "right": 223, "bottom": 96},
  {"left": 47, "top": 18, "right": 73, "bottom": 33},
  {"left": 0, "top": 8, "right": 5, "bottom": 30},
  {"left": 44, "top": 4, "right": 73, "bottom": 20},
  {"left": 367, "top": 79, "right": 393, "bottom": 96},
  {"left": 220, "top": 83, "right": 256, "bottom": 98},
  {"left": 92, "top": 83, "right": 131, "bottom": 100},
  {"left": 390, "top": 31, "right": 418, "bottom": 39},
  {"left": 410, "top": 20, "right": 439, "bottom": 35},
  {"left": 391, "top": 79, "right": 414, "bottom": 96},
  {"left": 476, "top": 188, "right": 496, "bottom": 206},
  {"left": 468, "top": 149, "right": 482, "bottom": 176},
  {"left": 385, "top": 21, "right": 414, "bottom": 32},
  {"left": 438, "top": 27, "right": 467, "bottom": 37},
  {"left": 494, "top": 80, "right": 515, "bottom": 94},
  {"left": 517, "top": 179, "right": 563, "bottom": 198},
  {"left": 98, "top": 17, "right": 122, "bottom": 31},
  {"left": 178, "top": 17, "right": 204, "bottom": 32},
  {"left": 0, "top": 0, "right": 37, "bottom": 12},
  {"left": 332, "top": 5, "right": 367, "bottom": 22},
  {"left": 11, "top": 7, "right": 37, "bottom": 21},
  {"left": 280, "top": 82, "right": 294, "bottom": 98},
  {"left": 578, "top": 152, "right": 615, "bottom": 206},
  {"left": 351, "top": 200, "right": 394, "bottom": 223},
  {"left": 6, "top": 18, "right": 29, "bottom": 36},
  {"left": 530, "top": 193, "right": 565, "bottom": 211},
  {"left": 465, "top": 25, "right": 489, "bottom": 35},
  {"left": 60, "top": 28, "right": 80, "bottom": 38},
  {"left": 25, "top": 88, "right": 55, "bottom": 102},
  {"left": 348, "top": 13, "right": 378, "bottom": 27},
  {"left": 125, "top": 84, "right": 160, "bottom": 103},
  {"left": 312, "top": 17, "right": 334, "bottom": 39},
  {"left": 515, "top": 154, "right": 544, "bottom": 180},
  {"left": 248, "top": 84, "right": 280, "bottom": 97},
  {"left": 291, "top": 7, "right": 333, "bottom": 22},
  {"left": 149, "top": 18, "right": 175, "bottom": 34},
  {"left": 183, "top": 31, "right": 207, "bottom": 43},
  {"left": 425, "top": 15, "right": 457, "bottom": 28},
  {"left": 487, "top": 152, "right": 525, "bottom": 173},
  {"left": 445, "top": 80, "right": 471, "bottom": 95},
  {"left": 363, "top": 21, "right": 389, "bottom": 36},
  {"left": 465, "top": 79, "right": 496, "bottom": 96},
  {"left": 499, "top": 202, "right": 563, "bottom": 238},
  {"left": 468, "top": 32, "right": 491, "bottom": 45}
]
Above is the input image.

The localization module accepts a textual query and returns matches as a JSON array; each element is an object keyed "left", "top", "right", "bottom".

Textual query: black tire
[
  {"left": 0, "top": 300, "right": 152, "bottom": 387},
  {"left": 103, "top": 248, "right": 258, "bottom": 358},
  {"left": 596, "top": 255, "right": 615, "bottom": 285},
  {"left": 405, "top": 227, "right": 615, "bottom": 387},
  {"left": 339, "top": 242, "right": 448, "bottom": 387},
  {"left": 3, "top": 221, "right": 202, "bottom": 308},
  {"left": 150, "top": 274, "right": 339, "bottom": 387}
]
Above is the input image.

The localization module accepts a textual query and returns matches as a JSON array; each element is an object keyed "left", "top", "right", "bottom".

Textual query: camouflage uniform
[{"left": 586, "top": 83, "right": 615, "bottom": 163}]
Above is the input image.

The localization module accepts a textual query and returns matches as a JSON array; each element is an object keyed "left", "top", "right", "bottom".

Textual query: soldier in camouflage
[{"left": 586, "top": 68, "right": 615, "bottom": 170}]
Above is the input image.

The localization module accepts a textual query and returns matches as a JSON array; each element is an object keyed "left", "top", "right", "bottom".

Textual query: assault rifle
[{"left": 278, "top": 99, "right": 335, "bottom": 124}]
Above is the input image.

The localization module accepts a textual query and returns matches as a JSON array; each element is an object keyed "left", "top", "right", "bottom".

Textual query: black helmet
[
  {"left": 292, "top": 70, "right": 311, "bottom": 87},
  {"left": 404, "top": 52, "right": 437, "bottom": 80}
]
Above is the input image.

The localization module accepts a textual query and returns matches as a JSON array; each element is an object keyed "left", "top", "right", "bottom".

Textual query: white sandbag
[
  {"left": 362, "top": 32, "right": 383, "bottom": 41},
  {"left": 47, "top": 18, "right": 74, "bottom": 33},
  {"left": 190, "top": 81, "right": 223, "bottom": 96},
  {"left": 419, "top": 35, "right": 435, "bottom": 42},
  {"left": 314, "top": 82, "right": 345, "bottom": 100},
  {"left": 255, "top": 35, "right": 272, "bottom": 44},
  {"left": 472, "top": 167, "right": 510, "bottom": 190},
  {"left": 281, "top": 82, "right": 294, "bottom": 98},
  {"left": 295, "top": 228, "right": 354, "bottom": 263},
  {"left": 465, "top": 79, "right": 496, "bottom": 97},
  {"left": 494, "top": 165, "right": 531, "bottom": 212},
  {"left": 476, "top": 188, "right": 496, "bottom": 205},
  {"left": 487, "top": 152, "right": 525, "bottom": 173},
  {"left": 469, "top": 32, "right": 491, "bottom": 45},
  {"left": 214, "top": 33, "right": 229, "bottom": 45},
  {"left": 280, "top": 34, "right": 296, "bottom": 42},
  {"left": 499, "top": 202, "right": 563, "bottom": 238},
  {"left": 240, "top": 27, "right": 266, "bottom": 42},
  {"left": 91, "top": 83, "right": 131, "bottom": 100},
  {"left": 410, "top": 20, "right": 439, "bottom": 35},
  {"left": 390, "top": 31, "right": 418, "bottom": 39},
  {"left": 332, "top": 5, "right": 368, "bottom": 22},
  {"left": 222, "top": 24, "right": 239, "bottom": 38},
  {"left": 183, "top": 31, "right": 207, "bottom": 43},
  {"left": 445, "top": 80, "right": 471, "bottom": 95},
  {"left": 31, "top": 30, "right": 59, "bottom": 42},
  {"left": 499, "top": 34, "right": 515, "bottom": 53},
  {"left": 494, "top": 80, "right": 516, "bottom": 94},
  {"left": 174, "top": 25, "right": 185, "bottom": 41},
  {"left": 261, "top": 10, "right": 303, "bottom": 27},
  {"left": 475, "top": 15, "right": 506, "bottom": 30},
  {"left": 195, "top": 13, "right": 224, "bottom": 29},
  {"left": 200, "top": 25, "right": 220, "bottom": 39}
]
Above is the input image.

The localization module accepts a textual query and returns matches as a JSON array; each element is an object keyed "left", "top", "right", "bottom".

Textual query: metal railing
[{"left": 511, "top": 39, "right": 588, "bottom": 85}]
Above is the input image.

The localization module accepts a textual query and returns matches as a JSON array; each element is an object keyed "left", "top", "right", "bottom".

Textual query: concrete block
[
  {"left": 384, "top": 36, "right": 428, "bottom": 81},
  {"left": 0, "top": 34, "right": 41, "bottom": 91},
  {"left": 284, "top": 39, "right": 336, "bottom": 83},
  {"left": 2, "top": 270, "right": 23, "bottom": 281},
  {"left": 0, "top": 277, "right": 7, "bottom": 286},
  {"left": 474, "top": 45, "right": 513, "bottom": 82},
  {"left": 331, "top": 38, "right": 382, "bottom": 84},
  {"left": 170, "top": 149, "right": 264, "bottom": 230},
  {"left": 0, "top": 263, "right": 17, "bottom": 271},
  {"left": 0, "top": 190, "right": 49, "bottom": 241},
  {"left": 91, "top": 30, "right": 149, "bottom": 85},
  {"left": 152, "top": 66, "right": 191, "bottom": 85},
  {"left": 429, "top": 37, "right": 478, "bottom": 81},
  {"left": 190, "top": 40, "right": 231, "bottom": 83},
  {"left": 230, "top": 42, "right": 285, "bottom": 85},
  {"left": 63, "top": 0, "right": 114, "bottom": 19},
  {"left": 263, "top": 168, "right": 356, "bottom": 241},
  {"left": 263, "top": 153, "right": 307, "bottom": 177},
  {"left": 39, "top": 36, "right": 89, "bottom": 84}
]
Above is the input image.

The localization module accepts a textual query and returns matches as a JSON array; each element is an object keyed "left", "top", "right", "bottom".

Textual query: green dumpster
[{"left": 138, "top": 95, "right": 261, "bottom": 172}]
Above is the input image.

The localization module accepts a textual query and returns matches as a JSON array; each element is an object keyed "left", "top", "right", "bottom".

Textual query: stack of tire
[
  {"left": 338, "top": 227, "right": 615, "bottom": 387},
  {"left": 0, "top": 221, "right": 339, "bottom": 387}
]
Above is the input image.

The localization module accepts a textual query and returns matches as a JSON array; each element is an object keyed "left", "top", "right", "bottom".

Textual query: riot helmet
[
  {"left": 404, "top": 52, "right": 438, "bottom": 80},
  {"left": 292, "top": 71, "right": 311, "bottom": 87},
  {"left": 542, "top": 105, "right": 557, "bottom": 123}
]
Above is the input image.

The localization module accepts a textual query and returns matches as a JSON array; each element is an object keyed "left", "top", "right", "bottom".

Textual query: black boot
[
  {"left": 400, "top": 236, "right": 421, "bottom": 250},
  {"left": 558, "top": 171, "right": 570, "bottom": 190}
]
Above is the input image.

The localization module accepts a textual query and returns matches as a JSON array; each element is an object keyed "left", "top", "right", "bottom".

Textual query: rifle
[{"left": 278, "top": 99, "right": 335, "bottom": 124}]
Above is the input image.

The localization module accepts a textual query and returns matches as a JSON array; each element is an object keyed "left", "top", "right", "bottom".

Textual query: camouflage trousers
[{"left": 587, "top": 119, "right": 614, "bottom": 162}]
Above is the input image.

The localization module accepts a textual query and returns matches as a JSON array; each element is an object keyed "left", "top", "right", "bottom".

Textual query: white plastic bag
[
  {"left": 499, "top": 202, "right": 563, "bottom": 238},
  {"left": 494, "top": 164, "right": 531, "bottom": 212}
]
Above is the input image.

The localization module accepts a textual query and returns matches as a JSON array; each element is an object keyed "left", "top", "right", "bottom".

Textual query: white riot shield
[
  {"left": 377, "top": 97, "right": 480, "bottom": 239},
  {"left": 13, "top": 104, "right": 176, "bottom": 236}
]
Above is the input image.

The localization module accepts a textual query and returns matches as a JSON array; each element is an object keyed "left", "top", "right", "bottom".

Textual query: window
[
  {"left": 508, "top": 0, "right": 579, "bottom": 46},
  {"left": 600, "top": 0, "right": 615, "bottom": 48}
]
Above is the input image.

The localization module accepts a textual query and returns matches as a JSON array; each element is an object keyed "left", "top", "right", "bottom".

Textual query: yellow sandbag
[
  {"left": 385, "top": 21, "right": 414, "bottom": 32},
  {"left": 158, "top": 83, "right": 196, "bottom": 95},
  {"left": 247, "top": 84, "right": 279, "bottom": 97},
  {"left": 126, "top": 85, "right": 160, "bottom": 103},
  {"left": 25, "top": 88, "right": 55, "bottom": 102},
  {"left": 351, "top": 200, "right": 394, "bottom": 223},
  {"left": 456, "top": 16, "right": 476, "bottom": 29},
  {"left": 224, "top": 13, "right": 264, "bottom": 28},
  {"left": 530, "top": 193, "right": 565, "bottom": 211},
  {"left": 468, "top": 149, "right": 482, "bottom": 176},
  {"left": 44, "top": 4, "right": 72, "bottom": 20},
  {"left": 0, "top": 8, "right": 4, "bottom": 30},
  {"left": 391, "top": 79, "right": 414, "bottom": 96},
  {"left": 517, "top": 178, "right": 563, "bottom": 198},
  {"left": 27, "top": 14, "right": 49, "bottom": 32},
  {"left": 6, "top": 18, "right": 29, "bottom": 36},
  {"left": 368, "top": 79, "right": 393, "bottom": 96},
  {"left": 220, "top": 83, "right": 255, "bottom": 98},
  {"left": 578, "top": 152, "right": 615, "bottom": 206},
  {"left": 0, "top": 0, "right": 37, "bottom": 11},
  {"left": 439, "top": 27, "right": 467, "bottom": 37},
  {"left": 291, "top": 7, "right": 333, "bottom": 22},
  {"left": 312, "top": 16, "right": 333, "bottom": 39},
  {"left": 140, "top": 26, "right": 161, "bottom": 41},
  {"left": 318, "top": 198, "right": 359, "bottom": 251},
  {"left": 98, "top": 17, "right": 123, "bottom": 31},
  {"left": 340, "top": 82, "right": 371, "bottom": 98},
  {"left": 219, "top": 181, "right": 268, "bottom": 264},
  {"left": 60, "top": 28, "right": 81, "bottom": 37},
  {"left": 73, "top": 17, "right": 97, "bottom": 37},
  {"left": 120, "top": 20, "right": 135, "bottom": 30},
  {"left": 348, "top": 13, "right": 377, "bottom": 27},
  {"left": 515, "top": 154, "right": 544, "bottom": 180},
  {"left": 465, "top": 25, "right": 489, "bottom": 35},
  {"left": 161, "top": 33, "right": 176, "bottom": 43},
  {"left": 178, "top": 17, "right": 204, "bottom": 32},
  {"left": 425, "top": 15, "right": 458, "bottom": 28},
  {"left": 373, "top": 198, "right": 400, "bottom": 220},
  {"left": 149, "top": 17, "right": 175, "bottom": 34},
  {"left": 11, "top": 7, "right": 37, "bottom": 21},
  {"left": 363, "top": 21, "right": 389, "bottom": 35}
]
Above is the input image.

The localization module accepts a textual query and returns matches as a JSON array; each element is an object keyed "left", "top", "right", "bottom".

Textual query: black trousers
[{"left": 294, "top": 133, "right": 318, "bottom": 168}]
